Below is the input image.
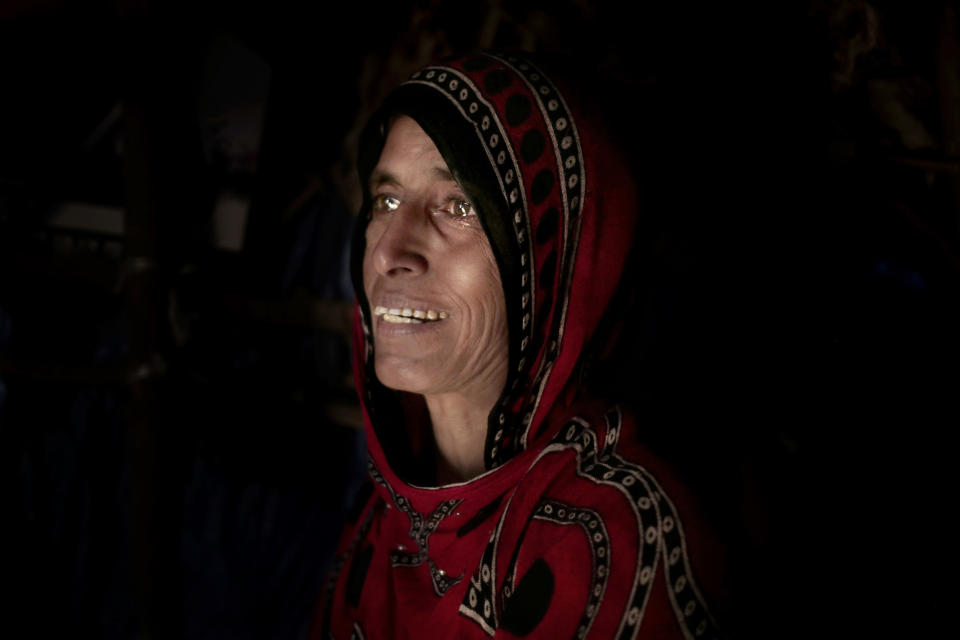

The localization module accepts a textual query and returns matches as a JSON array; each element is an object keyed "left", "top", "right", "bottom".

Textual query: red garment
[{"left": 314, "top": 53, "right": 726, "bottom": 640}]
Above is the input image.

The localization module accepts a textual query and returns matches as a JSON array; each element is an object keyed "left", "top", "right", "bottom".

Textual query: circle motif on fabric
[
  {"left": 482, "top": 565, "right": 491, "bottom": 583},
  {"left": 469, "top": 102, "right": 478, "bottom": 114},
  {"left": 497, "top": 150, "right": 506, "bottom": 165},
  {"left": 556, "top": 117, "right": 568, "bottom": 131},
  {"left": 539, "top": 85, "right": 550, "bottom": 95},
  {"left": 640, "top": 566, "right": 652, "bottom": 584},
  {"left": 437, "top": 72, "right": 447, "bottom": 82},
  {"left": 561, "top": 135, "right": 573, "bottom": 150},
  {"left": 539, "top": 251, "right": 556, "bottom": 290},
  {"left": 536, "top": 207, "right": 558, "bottom": 245},
  {"left": 459, "top": 88, "right": 468, "bottom": 100},
  {"left": 520, "top": 130, "right": 546, "bottom": 165},
  {"left": 481, "top": 115, "right": 490, "bottom": 131},
  {"left": 506, "top": 94, "right": 531, "bottom": 126},
  {"left": 530, "top": 169, "right": 555, "bottom": 204},
  {"left": 565, "top": 156, "right": 577, "bottom": 169},
  {"left": 426, "top": 70, "right": 435, "bottom": 79},
  {"left": 548, "top": 99, "right": 559, "bottom": 111},
  {"left": 449, "top": 79, "right": 458, "bottom": 90},
  {"left": 569, "top": 174, "right": 579, "bottom": 188},
  {"left": 484, "top": 69, "right": 511, "bottom": 94}
]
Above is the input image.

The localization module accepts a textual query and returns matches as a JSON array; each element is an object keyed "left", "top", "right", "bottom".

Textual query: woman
[{"left": 313, "top": 52, "right": 726, "bottom": 639}]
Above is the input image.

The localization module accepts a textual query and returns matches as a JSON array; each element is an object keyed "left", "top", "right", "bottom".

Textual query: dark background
[{"left": 1, "top": 1, "right": 957, "bottom": 638}]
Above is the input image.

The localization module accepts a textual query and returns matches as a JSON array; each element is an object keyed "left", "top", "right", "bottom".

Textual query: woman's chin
[{"left": 374, "top": 360, "right": 435, "bottom": 396}]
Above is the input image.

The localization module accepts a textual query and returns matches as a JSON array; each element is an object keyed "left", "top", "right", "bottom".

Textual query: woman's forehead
[{"left": 371, "top": 116, "right": 458, "bottom": 188}]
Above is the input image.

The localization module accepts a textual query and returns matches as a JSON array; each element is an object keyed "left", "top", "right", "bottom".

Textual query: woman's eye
[
  {"left": 449, "top": 200, "right": 476, "bottom": 219},
  {"left": 371, "top": 194, "right": 400, "bottom": 212}
]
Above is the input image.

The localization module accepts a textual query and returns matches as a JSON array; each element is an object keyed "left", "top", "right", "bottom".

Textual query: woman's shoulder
[
  {"left": 522, "top": 405, "right": 716, "bottom": 525},
  {"left": 493, "top": 405, "right": 731, "bottom": 638}
]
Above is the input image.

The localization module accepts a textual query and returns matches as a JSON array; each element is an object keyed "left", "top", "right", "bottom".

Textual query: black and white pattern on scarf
[
  {"left": 369, "top": 460, "right": 464, "bottom": 596},
  {"left": 458, "top": 407, "right": 722, "bottom": 640}
]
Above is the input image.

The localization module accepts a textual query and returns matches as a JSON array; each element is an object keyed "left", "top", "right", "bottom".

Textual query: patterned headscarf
[{"left": 352, "top": 52, "right": 638, "bottom": 478}]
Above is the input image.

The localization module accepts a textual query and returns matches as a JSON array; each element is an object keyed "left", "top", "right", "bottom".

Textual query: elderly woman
[{"left": 313, "top": 53, "right": 725, "bottom": 639}]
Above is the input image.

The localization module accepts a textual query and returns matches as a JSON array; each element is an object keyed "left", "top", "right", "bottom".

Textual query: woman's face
[{"left": 362, "top": 116, "right": 509, "bottom": 403}]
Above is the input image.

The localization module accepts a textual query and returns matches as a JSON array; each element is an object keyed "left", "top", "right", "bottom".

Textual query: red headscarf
[{"left": 314, "top": 52, "right": 726, "bottom": 640}]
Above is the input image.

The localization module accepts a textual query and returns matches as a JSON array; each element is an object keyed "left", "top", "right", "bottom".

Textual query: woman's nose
[{"left": 370, "top": 207, "right": 430, "bottom": 277}]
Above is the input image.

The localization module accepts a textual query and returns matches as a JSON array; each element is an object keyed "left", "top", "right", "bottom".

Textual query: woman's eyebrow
[
  {"left": 369, "top": 169, "right": 399, "bottom": 189},
  {"left": 431, "top": 166, "right": 457, "bottom": 183},
  {"left": 369, "top": 166, "right": 459, "bottom": 188}
]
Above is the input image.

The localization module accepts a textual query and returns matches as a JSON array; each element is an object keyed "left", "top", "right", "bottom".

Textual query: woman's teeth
[{"left": 373, "top": 305, "right": 448, "bottom": 324}]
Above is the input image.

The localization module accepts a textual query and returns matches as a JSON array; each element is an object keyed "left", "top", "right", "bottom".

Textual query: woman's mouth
[{"left": 373, "top": 305, "right": 448, "bottom": 324}]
